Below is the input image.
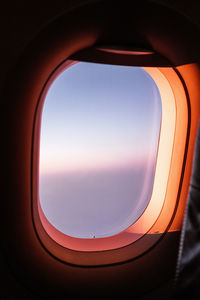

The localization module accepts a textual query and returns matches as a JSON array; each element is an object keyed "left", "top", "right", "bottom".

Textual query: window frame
[{"left": 32, "top": 47, "right": 189, "bottom": 265}]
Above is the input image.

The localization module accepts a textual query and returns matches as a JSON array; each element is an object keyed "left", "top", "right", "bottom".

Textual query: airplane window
[{"left": 39, "top": 62, "right": 162, "bottom": 239}]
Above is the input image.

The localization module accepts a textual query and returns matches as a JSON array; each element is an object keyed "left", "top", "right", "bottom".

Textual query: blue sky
[{"left": 39, "top": 62, "right": 162, "bottom": 238}]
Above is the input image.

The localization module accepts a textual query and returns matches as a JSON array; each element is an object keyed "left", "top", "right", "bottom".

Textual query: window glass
[{"left": 39, "top": 62, "right": 162, "bottom": 238}]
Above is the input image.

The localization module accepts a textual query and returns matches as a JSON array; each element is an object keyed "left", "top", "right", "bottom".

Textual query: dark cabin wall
[{"left": 0, "top": 0, "right": 199, "bottom": 86}]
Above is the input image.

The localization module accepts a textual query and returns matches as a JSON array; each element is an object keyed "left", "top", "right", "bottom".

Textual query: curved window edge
[{"left": 32, "top": 62, "right": 189, "bottom": 265}]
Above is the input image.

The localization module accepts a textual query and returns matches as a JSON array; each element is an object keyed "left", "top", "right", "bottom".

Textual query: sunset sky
[{"left": 39, "top": 62, "right": 162, "bottom": 238}]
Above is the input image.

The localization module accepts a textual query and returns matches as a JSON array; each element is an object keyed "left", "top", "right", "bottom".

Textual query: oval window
[{"left": 39, "top": 62, "right": 162, "bottom": 239}]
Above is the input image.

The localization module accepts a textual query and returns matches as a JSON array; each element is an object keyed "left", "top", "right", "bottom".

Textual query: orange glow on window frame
[{"left": 33, "top": 64, "right": 189, "bottom": 253}]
